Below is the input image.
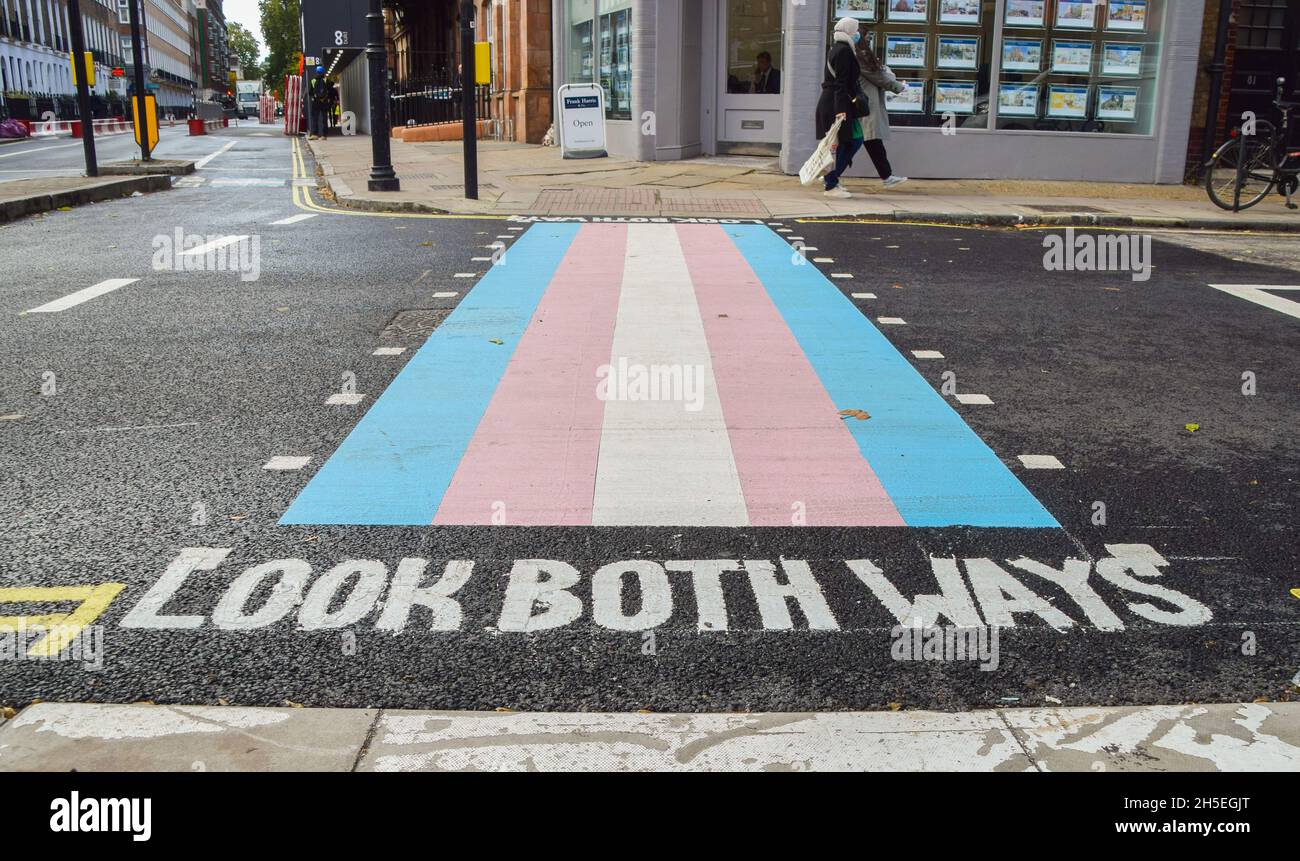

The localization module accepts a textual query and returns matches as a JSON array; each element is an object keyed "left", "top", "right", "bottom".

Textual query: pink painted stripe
[
  {"left": 677, "top": 224, "right": 905, "bottom": 526},
  {"left": 432, "top": 223, "right": 627, "bottom": 525}
]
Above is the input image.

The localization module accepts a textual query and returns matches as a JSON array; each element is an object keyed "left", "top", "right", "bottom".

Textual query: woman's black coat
[{"left": 816, "top": 41, "right": 865, "bottom": 148}]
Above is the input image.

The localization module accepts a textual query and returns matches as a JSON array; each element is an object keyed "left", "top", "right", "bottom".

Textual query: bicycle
[{"left": 1205, "top": 77, "right": 1300, "bottom": 212}]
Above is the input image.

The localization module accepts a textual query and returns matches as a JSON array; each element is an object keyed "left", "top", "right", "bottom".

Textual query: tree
[
  {"left": 260, "top": 0, "right": 302, "bottom": 99},
  {"left": 227, "top": 22, "right": 263, "bottom": 80}
]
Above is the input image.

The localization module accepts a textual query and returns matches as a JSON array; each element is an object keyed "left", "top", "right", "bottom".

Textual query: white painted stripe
[
  {"left": 373, "top": 347, "right": 406, "bottom": 356},
  {"left": 178, "top": 235, "right": 248, "bottom": 257},
  {"left": 263, "top": 456, "right": 311, "bottom": 470},
  {"left": 813, "top": 257, "right": 834, "bottom": 262},
  {"left": 911, "top": 350, "right": 944, "bottom": 359},
  {"left": 832, "top": 273, "right": 853, "bottom": 279},
  {"left": 801, "top": 247, "right": 819, "bottom": 251},
  {"left": 1207, "top": 284, "right": 1300, "bottom": 321},
  {"left": 592, "top": 224, "right": 747, "bottom": 526},
  {"left": 454, "top": 273, "right": 477, "bottom": 278},
  {"left": 271, "top": 213, "right": 318, "bottom": 225},
  {"left": 194, "top": 141, "right": 236, "bottom": 169},
  {"left": 955, "top": 393, "right": 993, "bottom": 405},
  {"left": 471, "top": 256, "right": 493, "bottom": 261},
  {"left": 210, "top": 178, "right": 285, "bottom": 187},
  {"left": 877, "top": 316, "right": 906, "bottom": 325},
  {"left": 1019, "top": 454, "right": 1065, "bottom": 469},
  {"left": 851, "top": 292, "right": 876, "bottom": 299},
  {"left": 325, "top": 393, "right": 365, "bottom": 405},
  {"left": 432, "top": 291, "right": 458, "bottom": 298},
  {"left": 25, "top": 278, "right": 139, "bottom": 313},
  {"left": 0, "top": 142, "right": 81, "bottom": 160}
]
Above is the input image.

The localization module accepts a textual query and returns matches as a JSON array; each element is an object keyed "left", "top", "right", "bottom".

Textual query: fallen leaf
[
  {"left": 217, "top": 698, "right": 229, "bottom": 706},
  {"left": 282, "top": 699, "right": 304, "bottom": 708},
  {"left": 1185, "top": 423, "right": 1200, "bottom": 433},
  {"left": 418, "top": 241, "right": 432, "bottom": 247},
  {"left": 839, "top": 408, "right": 871, "bottom": 420},
  {"left": 494, "top": 706, "right": 514, "bottom": 713},
  {"left": 1, "top": 706, "right": 16, "bottom": 720},
  {"left": 886, "top": 702, "right": 902, "bottom": 711},
  {"left": 302, "top": 535, "right": 319, "bottom": 542},
  {"left": 229, "top": 514, "right": 247, "bottom": 521},
  {"left": 489, "top": 338, "right": 504, "bottom": 345}
]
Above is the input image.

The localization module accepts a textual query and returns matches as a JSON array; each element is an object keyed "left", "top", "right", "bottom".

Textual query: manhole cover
[
  {"left": 424, "top": 183, "right": 497, "bottom": 191},
  {"left": 380, "top": 309, "right": 450, "bottom": 345}
]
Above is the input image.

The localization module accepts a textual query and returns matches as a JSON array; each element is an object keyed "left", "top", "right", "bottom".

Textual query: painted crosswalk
[{"left": 281, "top": 224, "right": 1057, "bottom": 528}]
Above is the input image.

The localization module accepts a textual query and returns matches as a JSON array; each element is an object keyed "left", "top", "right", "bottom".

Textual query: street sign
[
  {"left": 69, "top": 51, "right": 94, "bottom": 87},
  {"left": 556, "top": 83, "right": 607, "bottom": 159},
  {"left": 301, "top": 0, "right": 369, "bottom": 54},
  {"left": 474, "top": 41, "right": 491, "bottom": 85},
  {"left": 133, "top": 93, "right": 158, "bottom": 151}
]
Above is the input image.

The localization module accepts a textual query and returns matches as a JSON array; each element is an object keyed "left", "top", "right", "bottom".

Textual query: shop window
[
  {"left": 726, "top": 0, "right": 784, "bottom": 95},
  {"left": 995, "top": 0, "right": 1163, "bottom": 134},
  {"left": 831, "top": 0, "right": 995, "bottom": 129},
  {"left": 564, "top": 0, "right": 631, "bottom": 120},
  {"left": 829, "top": 1, "right": 1165, "bottom": 135}
]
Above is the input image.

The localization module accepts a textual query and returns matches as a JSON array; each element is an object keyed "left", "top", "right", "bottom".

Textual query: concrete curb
[
  {"left": 1, "top": 701, "right": 1295, "bottom": 772},
  {"left": 0, "top": 175, "right": 171, "bottom": 223},
  {"left": 99, "top": 159, "right": 196, "bottom": 177},
  {"left": 311, "top": 174, "right": 1300, "bottom": 231}
]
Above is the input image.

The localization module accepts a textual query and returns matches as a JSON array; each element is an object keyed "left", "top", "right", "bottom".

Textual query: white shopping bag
[{"left": 799, "top": 117, "right": 843, "bottom": 186}]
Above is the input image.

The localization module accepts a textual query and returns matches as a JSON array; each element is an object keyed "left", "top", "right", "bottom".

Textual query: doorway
[{"left": 716, "top": 0, "right": 784, "bottom": 155}]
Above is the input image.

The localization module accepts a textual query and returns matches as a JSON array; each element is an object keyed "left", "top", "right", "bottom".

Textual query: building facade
[
  {"left": 193, "top": 0, "right": 226, "bottom": 101},
  {"left": 113, "top": 0, "right": 201, "bottom": 117},
  {"left": 1, "top": 0, "right": 129, "bottom": 117},
  {"left": 552, "top": 0, "right": 1213, "bottom": 183}
]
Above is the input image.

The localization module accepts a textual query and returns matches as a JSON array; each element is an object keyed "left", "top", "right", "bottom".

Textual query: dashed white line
[
  {"left": 454, "top": 273, "right": 477, "bottom": 278},
  {"left": 813, "top": 257, "right": 834, "bottom": 262},
  {"left": 263, "top": 456, "right": 311, "bottom": 470},
  {"left": 373, "top": 347, "right": 407, "bottom": 356},
  {"left": 877, "top": 316, "right": 906, "bottom": 325},
  {"left": 471, "top": 256, "right": 493, "bottom": 262},
  {"left": 955, "top": 393, "right": 993, "bottom": 405},
  {"left": 25, "top": 278, "right": 140, "bottom": 313},
  {"left": 178, "top": 235, "right": 248, "bottom": 257},
  {"left": 271, "top": 213, "right": 319, "bottom": 225},
  {"left": 432, "top": 291, "right": 458, "bottom": 298},
  {"left": 194, "top": 140, "right": 236, "bottom": 169},
  {"left": 911, "top": 350, "right": 944, "bottom": 359},
  {"left": 325, "top": 393, "right": 366, "bottom": 406},
  {"left": 1018, "top": 454, "right": 1065, "bottom": 470},
  {"left": 851, "top": 292, "right": 876, "bottom": 299},
  {"left": 832, "top": 273, "right": 853, "bottom": 279}
]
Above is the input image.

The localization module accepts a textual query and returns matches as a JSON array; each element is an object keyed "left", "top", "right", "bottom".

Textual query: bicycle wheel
[{"left": 1206, "top": 137, "right": 1277, "bottom": 211}]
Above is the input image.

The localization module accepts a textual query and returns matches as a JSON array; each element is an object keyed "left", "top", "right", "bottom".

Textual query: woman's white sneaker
[
  {"left": 824, "top": 187, "right": 852, "bottom": 199},
  {"left": 883, "top": 175, "right": 909, "bottom": 189}
]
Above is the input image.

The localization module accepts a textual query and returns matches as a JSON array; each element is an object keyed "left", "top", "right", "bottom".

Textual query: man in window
[{"left": 753, "top": 52, "right": 780, "bottom": 95}]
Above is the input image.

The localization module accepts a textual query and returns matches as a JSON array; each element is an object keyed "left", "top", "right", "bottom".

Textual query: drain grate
[
  {"left": 424, "top": 182, "right": 498, "bottom": 191},
  {"left": 380, "top": 309, "right": 450, "bottom": 346}
]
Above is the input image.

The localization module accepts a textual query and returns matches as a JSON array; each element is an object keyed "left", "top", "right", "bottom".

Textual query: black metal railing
[{"left": 388, "top": 55, "right": 491, "bottom": 129}]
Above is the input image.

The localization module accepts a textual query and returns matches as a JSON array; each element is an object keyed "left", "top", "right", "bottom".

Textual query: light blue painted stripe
[
  {"left": 280, "top": 223, "right": 581, "bottom": 525},
  {"left": 726, "top": 224, "right": 1058, "bottom": 528}
]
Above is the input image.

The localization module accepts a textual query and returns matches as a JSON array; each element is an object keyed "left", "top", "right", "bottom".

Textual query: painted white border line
[
  {"left": 25, "top": 278, "right": 139, "bottom": 313},
  {"left": 271, "top": 213, "right": 318, "bottom": 225},
  {"left": 178, "top": 235, "right": 248, "bottom": 257},
  {"left": 2, "top": 702, "right": 1294, "bottom": 772},
  {"left": 263, "top": 456, "right": 311, "bottom": 470},
  {"left": 1207, "top": 284, "right": 1300, "bottom": 321},
  {"left": 194, "top": 140, "right": 236, "bottom": 169}
]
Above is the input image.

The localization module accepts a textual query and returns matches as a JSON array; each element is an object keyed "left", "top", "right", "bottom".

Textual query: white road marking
[
  {"left": 788, "top": 236, "right": 804, "bottom": 240},
  {"left": 955, "top": 394, "right": 993, "bottom": 405},
  {"left": 832, "top": 273, "right": 853, "bottom": 279},
  {"left": 373, "top": 347, "right": 407, "bottom": 356},
  {"left": 0, "top": 142, "right": 81, "bottom": 159},
  {"left": 471, "top": 257, "right": 493, "bottom": 261},
  {"left": 911, "top": 350, "right": 944, "bottom": 359},
  {"left": 432, "top": 291, "right": 458, "bottom": 298},
  {"left": 58, "top": 421, "right": 200, "bottom": 434},
  {"left": 778, "top": 229, "right": 792, "bottom": 233},
  {"left": 813, "top": 257, "right": 833, "bottom": 262},
  {"left": 851, "top": 292, "right": 876, "bottom": 299},
  {"left": 1019, "top": 454, "right": 1065, "bottom": 470},
  {"left": 326, "top": 393, "right": 366, "bottom": 406},
  {"left": 1207, "top": 284, "right": 1300, "bottom": 321},
  {"left": 877, "top": 316, "right": 906, "bottom": 325},
  {"left": 210, "top": 178, "right": 286, "bottom": 187},
  {"left": 507, "top": 227, "right": 523, "bottom": 231},
  {"left": 263, "top": 456, "right": 311, "bottom": 470},
  {"left": 454, "top": 273, "right": 477, "bottom": 278},
  {"left": 25, "top": 278, "right": 139, "bottom": 313},
  {"left": 801, "top": 247, "right": 819, "bottom": 251},
  {"left": 178, "top": 235, "right": 248, "bottom": 256},
  {"left": 194, "top": 141, "right": 236, "bottom": 169},
  {"left": 271, "top": 213, "right": 319, "bottom": 225}
]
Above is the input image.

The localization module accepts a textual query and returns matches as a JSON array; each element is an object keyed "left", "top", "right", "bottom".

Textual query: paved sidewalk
[
  {"left": 0, "top": 174, "right": 170, "bottom": 222},
  {"left": 2, "top": 701, "right": 1296, "bottom": 771},
  {"left": 306, "top": 134, "right": 1300, "bottom": 229}
]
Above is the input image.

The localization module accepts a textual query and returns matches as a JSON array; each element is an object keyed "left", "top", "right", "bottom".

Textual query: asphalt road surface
[{"left": 1, "top": 126, "right": 1297, "bottom": 713}]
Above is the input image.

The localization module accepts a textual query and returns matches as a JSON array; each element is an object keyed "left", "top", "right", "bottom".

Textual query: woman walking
[
  {"left": 856, "top": 40, "right": 909, "bottom": 189},
  {"left": 815, "top": 17, "right": 869, "bottom": 199}
]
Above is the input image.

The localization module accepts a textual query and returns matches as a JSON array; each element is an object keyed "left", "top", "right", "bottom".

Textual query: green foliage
[
  {"left": 227, "top": 21, "right": 264, "bottom": 80},
  {"left": 260, "top": 0, "right": 303, "bottom": 99}
]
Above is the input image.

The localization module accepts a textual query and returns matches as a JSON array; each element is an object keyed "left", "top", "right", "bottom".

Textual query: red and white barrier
[
  {"left": 284, "top": 75, "right": 303, "bottom": 135},
  {"left": 20, "top": 117, "right": 135, "bottom": 139},
  {"left": 187, "top": 118, "right": 226, "bottom": 136}
]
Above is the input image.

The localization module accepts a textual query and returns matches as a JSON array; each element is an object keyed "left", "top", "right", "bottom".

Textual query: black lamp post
[{"left": 366, "top": 0, "right": 400, "bottom": 191}]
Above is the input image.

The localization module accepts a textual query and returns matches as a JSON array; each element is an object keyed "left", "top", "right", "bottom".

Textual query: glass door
[{"left": 717, "top": 0, "right": 784, "bottom": 152}]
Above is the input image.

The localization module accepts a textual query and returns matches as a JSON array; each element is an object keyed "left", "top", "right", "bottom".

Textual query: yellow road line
[
  {"left": 289, "top": 138, "right": 506, "bottom": 221},
  {"left": 0, "top": 583, "right": 125, "bottom": 657}
]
